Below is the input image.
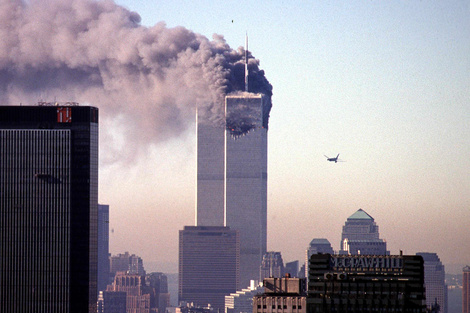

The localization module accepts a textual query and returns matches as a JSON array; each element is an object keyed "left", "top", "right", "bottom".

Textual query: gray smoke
[{"left": 0, "top": 0, "right": 272, "bottom": 163}]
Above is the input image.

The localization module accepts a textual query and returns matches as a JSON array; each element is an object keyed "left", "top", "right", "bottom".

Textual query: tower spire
[{"left": 245, "top": 32, "right": 249, "bottom": 92}]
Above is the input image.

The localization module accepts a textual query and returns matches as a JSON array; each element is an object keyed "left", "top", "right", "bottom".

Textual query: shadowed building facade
[
  {"left": 179, "top": 226, "right": 239, "bottom": 311},
  {"left": 307, "top": 254, "right": 426, "bottom": 312},
  {"left": 0, "top": 104, "right": 98, "bottom": 313}
]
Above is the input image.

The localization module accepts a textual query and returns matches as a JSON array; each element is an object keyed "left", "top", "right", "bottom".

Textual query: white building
[{"left": 225, "top": 281, "right": 263, "bottom": 313}]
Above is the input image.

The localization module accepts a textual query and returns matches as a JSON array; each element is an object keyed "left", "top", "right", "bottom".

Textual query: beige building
[{"left": 253, "top": 276, "right": 306, "bottom": 313}]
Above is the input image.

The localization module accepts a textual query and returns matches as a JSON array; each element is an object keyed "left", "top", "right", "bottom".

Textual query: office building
[
  {"left": 179, "top": 226, "right": 239, "bottom": 311},
  {"left": 285, "top": 261, "right": 300, "bottom": 278},
  {"left": 464, "top": 266, "right": 470, "bottom": 313},
  {"left": 339, "top": 209, "right": 389, "bottom": 255},
  {"left": 253, "top": 276, "right": 307, "bottom": 313},
  {"left": 307, "top": 253, "right": 426, "bottom": 312},
  {"left": 305, "top": 238, "right": 334, "bottom": 278},
  {"left": 416, "top": 252, "right": 447, "bottom": 313},
  {"left": 147, "top": 272, "right": 170, "bottom": 313},
  {"left": 98, "top": 204, "right": 110, "bottom": 294},
  {"left": 225, "top": 94, "right": 268, "bottom": 287},
  {"left": 196, "top": 94, "right": 268, "bottom": 288},
  {"left": 97, "top": 291, "right": 127, "bottom": 313},
  {"left": 0, "top": 104, "right": 98, "bottom": 313},
  {"left": 110, "top": 252, "right": 146, "bottom": 277},
  {"left": 107, "top": 272, "right": 151, "bottom": 312},
  {"left": 260, "top": 252, "right": 285, "bottom": 281}
]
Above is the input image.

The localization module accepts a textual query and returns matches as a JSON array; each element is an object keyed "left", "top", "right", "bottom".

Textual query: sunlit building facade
[
  {"left": 196, "top": 94, "right": 268, "bottom": 288},
  {"left": 0, "top": 105, "right": 99, "bottom": 313},
  {"left": 339, "top": 209, "right": 389, "bottom": 255}
]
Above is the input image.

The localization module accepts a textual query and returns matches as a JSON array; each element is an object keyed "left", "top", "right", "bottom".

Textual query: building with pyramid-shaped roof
[{"left": 339, "top": 209, "right": 389, "bottom": 255}]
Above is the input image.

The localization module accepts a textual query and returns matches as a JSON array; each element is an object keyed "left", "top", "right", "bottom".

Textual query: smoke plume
[{"left": 0, "top": 0, "right": 272, "bottom": 163}]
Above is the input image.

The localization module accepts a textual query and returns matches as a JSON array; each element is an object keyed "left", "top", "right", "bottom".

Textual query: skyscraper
[
  {"left": 98, "top": 204, "right": 110, "bottom": 295},
  {"left": 416, "top": 252, "right": 447, "bottom": 313},
  {"left": 196, "top": 94, "right": 268, "bottom": 289},
  {"left": 260, "top": 251, "right": 284, "bottom": 281},
  {"left": 339, "top": 209, "right": 389, "bottom": 255},
  {"left": 179, "top": 226, "right": 239, "bottom": 311},
  {"left": 225, "top": 94, "right": 268, "bottom": 287},
  {"left": 305, "top": 238, "right": 334, "bottom": 278},
  {"left": 464, "top": 266, "right": 470, "bottom": 313},
  {"left": 0, "top": 104, "right": 98, "bottom": 313}
]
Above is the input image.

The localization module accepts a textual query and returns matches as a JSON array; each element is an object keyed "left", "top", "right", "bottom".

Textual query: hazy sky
[{"left": 93, "top": 0, "right": 470, "bottom": 273}]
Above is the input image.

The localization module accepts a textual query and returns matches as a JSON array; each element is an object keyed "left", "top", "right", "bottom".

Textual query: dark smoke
[{"left": 0, "top": 0, "right": 272, "bottom": 163}]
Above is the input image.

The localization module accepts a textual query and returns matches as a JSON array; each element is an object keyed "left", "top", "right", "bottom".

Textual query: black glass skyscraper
[{"left": 0, "top": 104, "right": 98, "bottom": 313}]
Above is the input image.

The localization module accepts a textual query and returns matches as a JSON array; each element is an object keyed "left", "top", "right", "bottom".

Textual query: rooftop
[{"left": 347, "top": 209, "right": 374, "bottom": 221}]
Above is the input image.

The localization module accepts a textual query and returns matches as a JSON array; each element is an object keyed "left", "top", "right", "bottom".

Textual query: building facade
[
  {"left": 464, "top": 266, "right": 470, "bottom": 313},
  {"left": 307, "top": 254, "right": 426, "bottom": 312},
  {"left": 225, "top": 281, "right": 264, "bottom": 313},
  {"left": 416, "top": 252, "right": 447, "bottom": 313},
  {"left": 0, "top": 104, "right": 98, "bottom": 313},
  {"left": 225, "top": 94, "right": 268, "bottom": 288},
  {"left": 195, "top": 94, "right": 268, "bottom": 289},
  {"left": 339, "top": 209, "right": 389, "bottom": 255},
  {"left": 253, "top": 276, "right": 307, "bottom": 313},
  {"left": 260, "top": 252, "right": 285, "bottom": 281},
  {"left": 305, "top": 238, "right": 334, "bottom": 278},
  {"left": 179, "top": 226, "right": 240, "bottom": 311},
  {"left": 98, "top": 204, "right": 110, "bottom": 295}
]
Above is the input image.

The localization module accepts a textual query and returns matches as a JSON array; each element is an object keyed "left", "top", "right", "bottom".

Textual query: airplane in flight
[{"left": 324, "top": 154, "right": 344, "bottom": 163}]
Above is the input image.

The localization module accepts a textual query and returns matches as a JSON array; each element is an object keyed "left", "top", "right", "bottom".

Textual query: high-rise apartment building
[
  {"left": 0, "top": 104, "right": 99, "bottom": 313},
  {"left": 339, "top": 209, "right": 389, "bottom": 255},
  {"left": 98, "top": 204, "right": 110, "bottom": 294},
  {"left": 196, "top": 94, "right": 268, "bottom": 288},
  {"left": 464, "top": 266, "right": 470, "bottom": 313},
  {"left": 416, "top": 252, "right": 447, "bottom": 313},
  {"left": 179, "top": 226, "right": 239, "bottom": 311}
]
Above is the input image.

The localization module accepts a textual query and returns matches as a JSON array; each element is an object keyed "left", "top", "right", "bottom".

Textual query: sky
[
  {"left": 3, "top": 0, "right": 467, "bottom": 274},
  {"left": 100, "top": 0, "right": 470, "bottom": 274}
]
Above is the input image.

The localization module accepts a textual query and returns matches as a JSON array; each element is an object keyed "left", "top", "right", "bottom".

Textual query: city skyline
[{"left": 0, "top": 0, "right": 468, "bottom": 274}]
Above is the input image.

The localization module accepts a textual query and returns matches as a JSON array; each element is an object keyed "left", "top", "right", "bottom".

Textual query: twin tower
[
  {"left": 179, "top": 93, "right": 269, "bottom": 308},
  {"left": 197, "top": 94, "right": 268, "bottom": 287}
]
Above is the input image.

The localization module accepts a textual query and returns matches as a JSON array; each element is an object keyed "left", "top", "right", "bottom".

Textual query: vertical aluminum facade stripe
[{"left": 1, "top": 129, "right": 71, "bottom": 313}]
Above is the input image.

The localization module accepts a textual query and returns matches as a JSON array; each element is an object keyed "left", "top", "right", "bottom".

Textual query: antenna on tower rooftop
[{"left": 245, "top": 32, "right": 249, "bottom": 92}]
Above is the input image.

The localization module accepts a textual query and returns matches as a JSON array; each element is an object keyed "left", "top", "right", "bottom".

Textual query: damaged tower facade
[{"left": 196, "top": 93, "right": 268, "bottom": 289}]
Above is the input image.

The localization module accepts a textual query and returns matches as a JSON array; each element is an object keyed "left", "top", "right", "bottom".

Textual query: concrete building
[
  {"left": 225, "top": 281, "right": 264, "bottom": 313},
  {"left": 179, "top": 226, "right": 239, "bottom": 311},
  {"left": 464, "top": 266, "right": 470, "bottom": 313},
  {"left": 339, "top": 209, "right": 389, "bottom": 255},
  {"left": 196, "top": 94, "right": 269, "bottom": 288},
  {"left": 260, "top": 252, "right": 285, "bottom": 281},
  {"left": 416, "top": 252, "right": 447, "bottom": 313},
  {"left": 98, "top": 204, "right": 110, "bottom": 294},
  {"left": 253, "top": 276, "right": 307, "bottom": 313},
  {"left": 307, "top": 253, "right": 426, "bottom": 312},
  {"left": 0, "top": 104, "right": 98, "bottom": 313}
]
